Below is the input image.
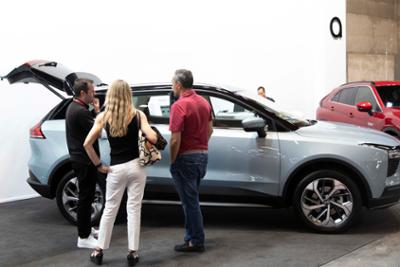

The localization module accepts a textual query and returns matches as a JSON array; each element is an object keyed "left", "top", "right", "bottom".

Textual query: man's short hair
[
  {"left": 173, "top": 69, "right": 193, "bottom": 89},
  {"left": 73, "top": 78, "right": 93, "bottom": 96},
  {"left": 257, "top": 86, "right": 265, "bottom": 93}
]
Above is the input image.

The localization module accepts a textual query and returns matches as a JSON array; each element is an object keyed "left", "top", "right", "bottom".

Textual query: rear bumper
[
  {"left": 27, "top": 170, "right": 52, "bottom": 199},
  {"left": 368, "top": 185, "right": 400, "bottom": 209}
]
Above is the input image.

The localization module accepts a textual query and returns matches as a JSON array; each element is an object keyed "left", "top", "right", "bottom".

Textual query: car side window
[
  {"left": 132, "top": 94, "right": 170, "bottom": 124},
  {"left": 355, "top": 86, "right": 379, "bottom": 111},
  {"left": 331, "top": 91, "right": 341, "bottom": 102},
  {"left": 209, "top": 96, "right": 257, "bottom": 128},
  {"left": 337, "top": 87, "right": 357, "bottom": 105}
]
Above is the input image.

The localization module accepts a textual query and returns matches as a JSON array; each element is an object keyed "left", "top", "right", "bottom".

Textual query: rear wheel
[
  {"left": 56, "top": 170, "right": 105, "bottom": 225},
  {"left": 292, "top": 170, "right": 362, "bottom": 233}
]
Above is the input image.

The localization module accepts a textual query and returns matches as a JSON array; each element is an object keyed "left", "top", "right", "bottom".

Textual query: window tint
[
  {"left": 209, "top": 96, "right": 256, "bottom": 127},
  {"left": 133, "top": 94, "right": 170, "bottom": 124},
  {"left": 355, "top": 86, "right": 378, "bottom": 110},
  {"left": 51, "top": 94, "right": 106, "bottom": 120},
  {"left": 331, "top": 91, "right": 341, "bottom": 102},
  {"left": 376, "top": 85, "right": 400, "bottom": 108},
  {"left": 337, "top": 87, "right": 357, "bottom": 105}
]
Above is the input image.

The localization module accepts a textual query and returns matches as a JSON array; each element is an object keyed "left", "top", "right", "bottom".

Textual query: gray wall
[{"left": 347, "top": 0, "right": 400, "bottom": 81}]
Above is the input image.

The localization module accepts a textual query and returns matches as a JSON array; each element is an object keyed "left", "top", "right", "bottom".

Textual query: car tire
[
  {"left": 292, "top": 170, "right": 362, "bottom": 233},
  {"left": 56, "top": 170, "right": 105, "bottom": 225}
]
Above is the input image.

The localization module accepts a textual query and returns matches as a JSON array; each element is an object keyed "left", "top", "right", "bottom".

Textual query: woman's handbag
[{"left": 137, "top": 112, "right": 166, "bottom": 166}]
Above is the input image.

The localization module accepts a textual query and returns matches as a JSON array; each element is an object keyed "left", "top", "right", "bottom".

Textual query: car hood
[{"left": 296, "top": 121, "right": 400, "bottom": 147}]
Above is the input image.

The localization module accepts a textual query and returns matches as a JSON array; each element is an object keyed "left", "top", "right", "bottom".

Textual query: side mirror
[
  {"left": 242, "top": 117, "right": 267, "bottom": 137},
  {"left": 357, "top": 101, "right": 373, "bottom": 115}
]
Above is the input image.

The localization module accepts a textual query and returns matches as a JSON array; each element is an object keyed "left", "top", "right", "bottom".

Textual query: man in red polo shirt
[{"left": 169, "top": 69, "right": 213, "bottom": 252}]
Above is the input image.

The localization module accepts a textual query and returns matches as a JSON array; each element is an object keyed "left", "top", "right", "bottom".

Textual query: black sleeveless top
[{"left": 105, "top": 115, "right": 139, "bottom": 166}]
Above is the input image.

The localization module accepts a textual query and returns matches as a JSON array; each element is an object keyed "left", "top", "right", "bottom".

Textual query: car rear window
[
  {"left": 376, "top": 85, "right": 400, "bottom": 108},
  {"left": 46, "top": 93, "right": 106, "bottom": 120}
]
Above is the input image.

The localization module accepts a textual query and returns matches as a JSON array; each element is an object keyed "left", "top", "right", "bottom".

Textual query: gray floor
[{"left": 1, "top": 198, "right": 400, "bottom": 267}]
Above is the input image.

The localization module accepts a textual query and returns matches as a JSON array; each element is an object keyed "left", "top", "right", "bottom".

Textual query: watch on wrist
[{"left": 95, "top": 162, "right": 102, "bottom": 168}]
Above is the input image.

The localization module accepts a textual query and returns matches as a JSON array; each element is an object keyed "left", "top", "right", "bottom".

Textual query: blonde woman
[{"left": 84, "top": 80, "right": 157, "bottom": 266}]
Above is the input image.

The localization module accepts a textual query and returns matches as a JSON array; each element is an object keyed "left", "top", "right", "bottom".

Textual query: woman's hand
[
  {"left": 97, "top": 164, "right": 111, "bottom": 174},
  {"left": 145, "top": 140, "right": 153, "bottom": 150}
]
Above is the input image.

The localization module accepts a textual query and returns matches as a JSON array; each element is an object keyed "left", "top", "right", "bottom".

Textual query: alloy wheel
[
  {"left": 61, "top": 177, "right": 104, "bottom": 222},
  {"left": 300, "top": 178, "right": 353, "bottom": 227}
]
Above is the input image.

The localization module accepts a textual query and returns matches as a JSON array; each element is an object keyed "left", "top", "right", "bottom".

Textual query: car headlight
[
  {"left": 359, "top": 143, "right": 400, "bottom": 157},
  {"left": 388, "top": 149, "right": 400, "bottom": 159}
]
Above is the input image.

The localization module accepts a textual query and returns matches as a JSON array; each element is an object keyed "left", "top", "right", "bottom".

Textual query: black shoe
[
  {"left": 90, "top": 249, "right": 103, "bottom": 265},
  {"left": 174, "top": 242, "right": 205, "bottom": 252},
  {"left": 127, "top": 253, "right": 139, "bottom": 267}
]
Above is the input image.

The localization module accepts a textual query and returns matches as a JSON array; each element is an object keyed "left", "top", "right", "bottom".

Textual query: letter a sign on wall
[{"left": 330, "top": 17, "right": 342, "bottom": 39}]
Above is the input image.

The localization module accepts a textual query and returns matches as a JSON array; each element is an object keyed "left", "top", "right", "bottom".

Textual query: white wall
[{"left": 0, "top": 0, "right": 346, "bottom": 202}]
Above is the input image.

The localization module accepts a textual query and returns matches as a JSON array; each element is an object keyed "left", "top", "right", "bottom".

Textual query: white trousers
[{"left": 97, "top": 158, "right": 146, "bottom": 251}]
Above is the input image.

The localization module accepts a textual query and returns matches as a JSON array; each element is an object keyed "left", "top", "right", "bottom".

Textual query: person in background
[{"left": 257, "top": 86, "right": 275, "bottom": 102}]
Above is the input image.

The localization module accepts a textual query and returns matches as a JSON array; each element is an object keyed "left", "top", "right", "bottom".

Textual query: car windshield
[
  {"left": 376, "top": 85, "right": 400, "bottom": 108},
  {"left": 235, "top": 90, "right": 312, "bottom": 127}
]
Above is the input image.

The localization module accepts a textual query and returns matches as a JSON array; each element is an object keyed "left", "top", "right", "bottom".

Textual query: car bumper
[
  {"left": 27, "top": 170, "right": 52, "bottom": 199},
  {"left": 368, "top": 184, "right": 400, "bottom": 209}
]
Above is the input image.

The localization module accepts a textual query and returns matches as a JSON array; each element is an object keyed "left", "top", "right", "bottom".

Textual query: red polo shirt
[{"left": 169, "top": 89, "right": 212, "bottom": 154}]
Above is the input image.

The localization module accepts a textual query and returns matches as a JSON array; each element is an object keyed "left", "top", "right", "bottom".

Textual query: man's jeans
[{"left": 170, "top": 152, "right": 208, "bottom": 246}]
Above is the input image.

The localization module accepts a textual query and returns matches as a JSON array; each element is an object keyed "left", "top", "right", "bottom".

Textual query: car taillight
[{"left": 30, "top": 122, "right": 45, "bottom": 139}]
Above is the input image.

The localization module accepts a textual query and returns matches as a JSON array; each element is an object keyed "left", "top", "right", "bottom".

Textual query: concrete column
[{"left": 347, "top": 0, "right": 398, "bottom": 81}]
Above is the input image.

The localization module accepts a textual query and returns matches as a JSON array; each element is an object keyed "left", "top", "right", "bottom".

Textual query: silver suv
[{"left": 4, "top": 60, "right": 400, "bottom": 233}]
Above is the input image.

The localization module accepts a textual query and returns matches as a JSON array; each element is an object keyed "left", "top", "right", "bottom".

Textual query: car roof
[
  {"left": 95, "top": 82, "right": 239, "bottom": 94},
  {"left": 373, "top": 81, "right": 400, "bottom": 86},
  {"left": 340, "top": 81, "right": 400, "bottom": 87}
]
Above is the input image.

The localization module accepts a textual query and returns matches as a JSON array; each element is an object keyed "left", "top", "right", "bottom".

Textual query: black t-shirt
[
  {"left": 65, "top": 100, "right": 99, "bottom": 164},
  {"left": 106, "top": 114, "right": 139, "bottom": 166}
]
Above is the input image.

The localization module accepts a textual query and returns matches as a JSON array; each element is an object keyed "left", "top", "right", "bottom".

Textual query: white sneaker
[
  {"left": 91, "top": 227, "right": 99, "bottom": 239},
  {"left": 77, "top": 235, "right": 98, "bottom": 249}
]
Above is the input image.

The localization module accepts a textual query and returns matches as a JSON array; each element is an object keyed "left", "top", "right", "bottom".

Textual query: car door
[
  {"left": 199, "top": 92, "right": 281, "bottom": 197},
  {"left": 3, "top": 60, "right": 103, "bottom": 99},
  {"left": 331, "top": 87, "right": 358, "bottom": 124},
  {"left": 130, "top": 90, "right": 174, "bottom": 191}
]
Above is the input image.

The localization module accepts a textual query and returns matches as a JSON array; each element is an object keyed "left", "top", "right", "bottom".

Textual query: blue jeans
[{"left": 170, "top": 152, "right": 208, "bottom": 246}]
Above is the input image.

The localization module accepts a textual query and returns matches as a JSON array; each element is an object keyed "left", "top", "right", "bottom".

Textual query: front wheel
[
  {"left": 292, "top": 170, "right": 362, "bottom": 233},
  {"left": 56, "top": 170, "right": 105, "bottom": 225}
]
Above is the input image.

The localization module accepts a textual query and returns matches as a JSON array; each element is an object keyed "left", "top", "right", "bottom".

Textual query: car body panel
[
  {"left": 278, "top": 135, "right": 389, "bottom": 199},
  {"left": 317, "top": 81, "right": 400, "bottom": 136}
]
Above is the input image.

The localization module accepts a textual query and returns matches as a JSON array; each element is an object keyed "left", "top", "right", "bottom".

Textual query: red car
[{"left": 317, "top": 81, "right": 400, "bottom": 138}]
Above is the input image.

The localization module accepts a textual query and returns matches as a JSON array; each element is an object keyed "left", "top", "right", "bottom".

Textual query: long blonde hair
[{"left": 103, "top": 79, "right": 136, "bottom": 137}]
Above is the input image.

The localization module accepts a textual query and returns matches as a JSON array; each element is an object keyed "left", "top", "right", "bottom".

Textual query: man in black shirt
[{"left": 66, "top": 78, "right": 100, "bottom": 248}]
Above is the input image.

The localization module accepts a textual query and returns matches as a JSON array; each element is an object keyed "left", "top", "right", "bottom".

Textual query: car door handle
[
  {"left": 349, "top": 112, "right": 354, "bottom": 118},
  {"left": 330, "top": 106, "right": 335, "bottom": 111}
]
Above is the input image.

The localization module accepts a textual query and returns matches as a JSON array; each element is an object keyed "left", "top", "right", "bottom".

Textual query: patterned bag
[{"left": 137, "top": 112, "right": 162, "bottom": 166}]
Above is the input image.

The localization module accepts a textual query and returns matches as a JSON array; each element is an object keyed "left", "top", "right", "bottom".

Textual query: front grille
[{"left": 388, "top": 158, "right": 400, "bottom": 177}]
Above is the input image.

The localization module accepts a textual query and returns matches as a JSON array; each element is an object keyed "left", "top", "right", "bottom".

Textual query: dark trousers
[
  {"left": 170, "top": 153, "right": 208, "bottom": 245},
  {"left": 71, "top": 161, "right": 98, "bottom": 238}
]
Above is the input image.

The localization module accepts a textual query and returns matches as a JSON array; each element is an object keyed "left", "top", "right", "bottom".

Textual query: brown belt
[{"left": 180, "top": 149, "right": 208, "bottom": 155}]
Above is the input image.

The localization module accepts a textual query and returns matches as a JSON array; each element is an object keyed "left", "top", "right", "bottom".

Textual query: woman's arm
[
  {"left": 83, "top": 113, "right": 110, "bottom": 174},
  {"left": 138, "top": 110, "right": 158, "bottom": 144}
]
